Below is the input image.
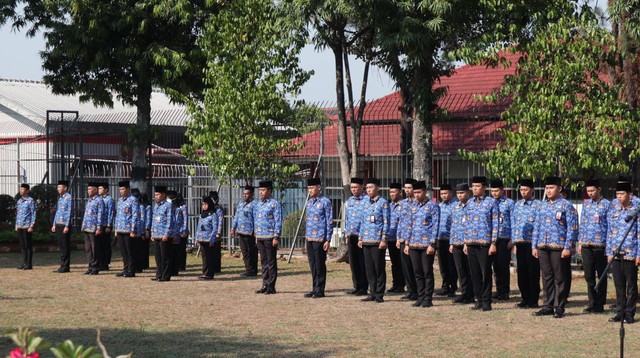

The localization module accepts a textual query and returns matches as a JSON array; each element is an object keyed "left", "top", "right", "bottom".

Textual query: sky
[{"left": 0, "top": 23, "right": 396, "bottom": 104}]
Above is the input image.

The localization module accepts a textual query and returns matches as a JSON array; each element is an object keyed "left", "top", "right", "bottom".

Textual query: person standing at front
[
  {"left": 303, "top": 178, "right": 333, "bottom": 298},
  {"left": 52, "top": 180, "right": 73, "bottom": 273},
  {"left": 253, "top": 181, "right": 282, "bottom": 295},
  {"left": 16, "top": 184, "right": 36, "bottom": 270}
]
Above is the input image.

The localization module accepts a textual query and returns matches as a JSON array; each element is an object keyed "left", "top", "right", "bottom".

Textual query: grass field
[{"left": 1, "top": 250, "right": 639, "bottom": 357}]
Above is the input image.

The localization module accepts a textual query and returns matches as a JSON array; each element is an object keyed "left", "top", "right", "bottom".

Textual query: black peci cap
[
  {"left": 490, "top": 179, "right": 504, "bottom": 188},
  {"left": 471, "top": 176, "right": 487, "bottom": 185},
  {"left": 616, "top": 182, "right": 632, "bottom": 192},
  {"left": 350, "top": 177, "right": 364, "bottom": 185},
  {"left": 98, "top": 182, "right": 109, "bottom": 190},
  {"left": 20, "top": 183, "right": 30, "bottom": 190},
  {"left": 544, "top": 176, "right": 562, "bottom": 186},
  {"left": 307, "top": 178, "right": 321, "bottom": 186},
  {"left": 413, "top": 181, "right": 427, "bottom": 190},
  {"left": 585, "top": 179, "right": 601, "bottom": 188},
  {"left": 365, "top": 178, "right": 381, "bottom": 186},
  {"left": 87, "top": 182, "right": 99, "bottom": 188},
  {"left": 440, "top": 184, "right": 453, "bottom": 191},
  {"left": 118, "top": 181, "right": 130, "bottom": 188},
  {"left": 404, "top": 178, "right": 416, "bottom": 186},
  {"left": 259, "top": 181, "right": 273, "bottom": 188},
  {"left": 58, "top": 180, "right": 69, "bottom": 186},
  {"left": 455, "top": 183, "right": 469, "bottom": 191},
  {"left": 243, "top": 185, "right": 254, "bottom": 191},
  {"left": 155, "top": 186, "right": 167, "bottom": 194},
  {"left": 389, "top": 182, "right": 402, "bottom": 189},
  {"left": 518, "top": 179, "right": 534, "bottom": 188}
]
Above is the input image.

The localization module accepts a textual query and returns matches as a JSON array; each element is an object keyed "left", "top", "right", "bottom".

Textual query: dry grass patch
[{"left": 1, "top": 251, "right": 639, "bottom": 357}]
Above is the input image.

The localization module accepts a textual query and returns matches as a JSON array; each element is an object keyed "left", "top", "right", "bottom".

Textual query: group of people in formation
[
  {"left": 13, "top": 174, "right": 640, "bottom": 324},
  {"left": 15, "top": 180, "right": 225, "bottom": 281}
]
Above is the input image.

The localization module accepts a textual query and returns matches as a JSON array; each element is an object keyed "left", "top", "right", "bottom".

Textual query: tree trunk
[
  {"left": 411, "top": 107, "right": 433, "bottom": 188},
  {"left": 130, "top": 82, "right": 152, "bottom": 193}
]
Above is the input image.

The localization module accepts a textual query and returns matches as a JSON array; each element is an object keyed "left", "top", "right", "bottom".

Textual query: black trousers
[
  {"left": 437, "top": 238, "right": 458, "bottom": 291},
  {"left": 177, "top": 236, "right": 188, "bottom": 271},
  {"left": 171, "top": 241, "right": 180, "bottom": 275},
  {"left": 410, "top": 248, "right": 435, "bottom": 302},
  {"left": 154, "top": 239, "right": 173, "bottom": 280},
  {"left": 132, "top": 236, "right": 145, "bottom": 271},
  {"left": 307, "top": 240, "right": 328, "bottom": 294},
  {"left": 116, "top": 233, "right": 135, "bottom": 273},
  {"left": 492, "top": 239, "right": 511, "bottom": 296},
  {"left": 387, "top": 240, "right": 405, "bottom": 289},
  {"left": 612, "top": 259, "right": 638, "bottom": 317},
  {"left": 55, "top": 224, "right": 71, "bottom": 270},
  {"left": 257, "top": 239, "right": 278, "bottom": 290},
  {"left": 515, "top": 242, "right": 540, "bottom": 306},
  {"left": 199, "top": 241, "right": 216, "bottom": 278},
  {"left": 238, "top": 233, "right": 258, "bottom": 275},
  {"left": 83, "top": 232, "right": 99, "bottom": 270},
  {"left": 581, "top": 246, "right": 607, "bottom": 310},
  {"left": 98, "top": 231, "right": 113, "bottom": 268},
  {"left": 452, "top": 245, "right": 474, "bottom": 301},
  {"left": 347, "top": 234, "right": 367, "bottom": 291},
  {"left": 141, "top": 238, "right": 150, "bottom": 269},
  {"left": 400, "top": 242, "right": 417, "bottom": 295},
  {"left": 213, "top": 239, "right": 222, "bottom": 273},
  {"left": 363, "top": 244, "right": 386, "bottom": 299},
  {"left": 17, "top": 228, "right": 33, "bottom": 267},
  {"left": 467, "top": 244, "right": 493, "bottom": 306},
  {"left": 538, "top": 248, "right": 571, "bottom": 312}
]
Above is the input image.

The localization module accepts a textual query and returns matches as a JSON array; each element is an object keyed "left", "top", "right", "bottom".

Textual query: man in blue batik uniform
[
  {"left": 397, "top": 178, "right": 418, "bottom": 301},
  {"left": 532, "top": 176, "right": 578, "bottom": 319},
  {"left": 387, "top": 182, "right": 406, "bottom": 293},
  {"left": 607, "top": 181, "right": 640, "bottom": 324},
  {"left": 345, "top": 177, "right": 367, "bottom": 296},
  {"left": 98, "top": 182, "right": 115, "bottom": 271},
  {"left": 254, "top": 181, "right": 282, "bottom": 295},
  {"left": 81, "top": 182, "right": 104, "bottom": 275},
  {"left": 231, "top": 185, "right": 258, "bottom": 277},
  {"left": 15, "top": 184, "right": 36, "bottom": 270},
  {"left": 489, "top": 179, "right": 515, "bottom": 301},
  {"left": 511, "top": 179, "right": 541, "bottom": 309},
  {"left": 151, "top": 186, "right": 174, "bottom": 281},
  {"left": 358, "top": 178, "right": 390, "bottom": 303},
  {"left": 449, "top": 183, "right": 474, "bottom": 304},
  {"left": 303, "top": 178, "right": 333, "bottom": 298},
  {"left": 464, "top": 176, "right": 499, "bottom": 312},
  {"left": 52, "top": 180, "right": 73, "bottom": 273},
  {"left": 114, "top": 181, "right": 139, "bottom": 278},
  {"left": 437, "top": 183, "right": 458, "bottom": 297},
  {"left": 578, "top": 179, "right": 609, "bottom": 314}
]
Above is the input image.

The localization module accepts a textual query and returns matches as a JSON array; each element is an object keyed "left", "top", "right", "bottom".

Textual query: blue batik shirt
[
  {"left": 253, "top": 198, "right": 282, "bottom": 240},
  {"left": 511, "top": 198, "right": 541, "bottom": 244},
  {"left": 176, "top": 204, "right": 189, "bottom": 236},
  {"left": 496, "top": 195, "right": 515, "bottom": 239},
  {"left": 579, "top": 197, "right": 610, "bottom": 247},
  {"left": 450, "top": 201, "right": 468, "bottom": 246},
  {"left": 464, "top": 196, "right": 499, "bottom": 246},
  {"left": 101, "top": 195, "right": 115, "bottom": 228},
  {"left": 169, "top": 204, "right": 184, "bottom": 239},
  {"left": 305, "top": 195, "right": 333, "bottom": 243},
  {"left": 54, "top": 192, "right": 73, "bottom": 228},
  {"left": 232, "top": 200, "right": 256, "bottom": 236},
  {"left": 398, "top": 198, "right": 415, "bottom": 243},
  {"left": 134, "top": 203, "right": 146, "bottom": 237},
  {"left": 407, "top": 199, "right": 440, "bottom": 248},
  {"left": 115, "top": 195, "right": 139, "bottom": 234},
  {"left": 195, "top": 212, "right": 219, "bottom": 243},
  {"left": 15, "top": 196, "right": 36, "bottom": 229},
  {"left": 388, "top": 200, "right": 402, "bottom": 241},
  {"left": 344, "top": 195, "right": 365, "bottom": 236},
  {"left": 81, "top": 195, "right": 104, "bottom": 233},
  {"left": 438, "top": 199, "right": 456, "bottom": 240},
  {"left": 145, "top": 205, "right": 152, "bottom": 231},
  {"left": 214, "top": 206, "right": 224, "bottom": 236},
  {"left": 607, "top": 200, "right": 640, "bottom": 261},
  {"left": 359, "top": 196, "right": 390, "bottom": 244},
  {"left": 151, "top": 200, "right": 173, "bottom": 239},
  {"left": 532, "top": 197, "right": 579, "bottom": 250}
]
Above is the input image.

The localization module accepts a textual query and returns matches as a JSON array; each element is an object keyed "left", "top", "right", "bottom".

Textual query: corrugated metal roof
[{"left": 0, "top": 78, "right": 189, "bottom": 132}]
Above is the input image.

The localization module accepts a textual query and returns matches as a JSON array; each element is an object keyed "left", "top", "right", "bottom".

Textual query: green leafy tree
[
  {"left": 1, "top": 0, "right": 211, "bottom": 192},
  {"left": 181, "top": 0, "right": 310, "bottom": 184},
  {"left": 461, "top": 12, "right": 640, "bottom": 184}
]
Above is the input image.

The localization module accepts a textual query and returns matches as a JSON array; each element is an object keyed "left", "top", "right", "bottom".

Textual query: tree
[
  {"left": 2, "top": 0, "right": 210, "bottom": 192},
  {"left": 461, "top": 12, "right": 640, "bottom": 184},
  {"left": 180, "top": 0, "right": 310, "bottom": 184}
]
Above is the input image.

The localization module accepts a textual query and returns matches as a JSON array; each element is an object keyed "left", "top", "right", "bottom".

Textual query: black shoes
[
  {"left": 361, "top": 296, "right": 376, "bottom": 302},
  {"left": 401, "top": 294, "right": 418, "bottom": 301},
  {"left": 312, "top": 292, "right": 325, "bottom": 298},
  {"left": 481, "top": 305, "right": 492, "bottom": 312},
  {"left": 375, "top": 297, "right": 384, "bottom": 303},
  {"left": 611, "top": 314, "right": 637, "bottom": 324},
  {"left": 516, "top": 302, "right": 529, "bottom": 309},
  {"left": 412, "top": 300, "right": 423, "bottom": 307},
  {"left": 116, "top": 271, "right": 126, "bottom": 277},
  {"left": 17, "top": 265, "right": 25, "bottom": 270},
  {"left": 53, "top": 268, "right": 70, "bottom": 273},
  {"left": 454, "top": 297, "right": 474, "bottom": 304},
  {"left": 625, "top": 315, "right": 635, "bottom": 324},
  {"left": 421, "top": 300, "right": 433, "bottom": 308},
  {"left": 83, "top": 269, "right": 93, "bottom": 275},
  {"left": 469, "top": 303, "right": 482, "bottom": 311},
  {"left": 265, "top": 288, "right": 277, "bottom": 295},
  {"left": 256, "top": 287, "right": 268, "bottom": 294},
  {"left": 304, "top": 291, "right": 315, "bottom": 298},
  {"left": 553, "top": 310, "right": 565, "bottom": 318},
  {"left": 584, "top": 306, "right": 605, "bottom": 314},
  {"left": 387, "top": 286, "right": 405, "bottom": 294},
  {"left": 493, "top": 293, "right": 509, "bottom": 301},
  {"left": 533, "top": 308, "right": 555, "bottom": 316},
  {"left": 198, "top": 276, "right": 214, "bottom": 280}
]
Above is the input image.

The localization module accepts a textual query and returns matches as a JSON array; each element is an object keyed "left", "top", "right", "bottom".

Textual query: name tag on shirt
[
  {"left": 594, "top": 213, "right": 600, "bottom": 223},
  {"left": 369, "top": 215, "right": 376, "bottom": 223},
  {"left": 244, "top": 211, "right": 249, "bottom": 217},
  {"left": 555, "top": 211, "right": 562, "bottom": 220}
]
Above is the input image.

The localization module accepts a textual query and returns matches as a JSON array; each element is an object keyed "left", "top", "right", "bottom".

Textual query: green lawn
[{"left": 0, "top": 250, "right": 638, "bottom": 357}]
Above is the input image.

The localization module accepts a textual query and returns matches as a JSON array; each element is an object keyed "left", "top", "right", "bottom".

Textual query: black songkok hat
[
  {"left": 58, "top": 180, "right": 69, "bottom": 187},
  {"left": 618, "top": 175, "right": 632, "bottom": 183},
  {"left": 518, "top": 179, "right": 534, "bottom": 188},
  {"left": 413, "top": 181, "right": 427, "bottom": 190},
  {"left": 98, "top": 182, "right": 109, "bottom": 190},
  {"left": 471, "top": 176, "right": 487, "bottom": 185},
  {"left": 307, "top": 178, "right": 321, "bottom": 186},
  {"left": 616, "top": 182, "right": 632, "bottom": 192},
  {"left": 389, "top": 182, "right": 402, "bottom": 190},
  {"left": 118, "top": 181, "right": 130, "bottom": 188},
  {"left": 455, "top": 183, "right": 469, "bottom": 191},
  {"left": 404, "top": 178, "right": 416, "bottom": 185},
  {"left": 544, "top": 176, "right": 562, "bottom": 186},
  {"left": 259, "top": 181, "right": 273, "bottom": 188},
  {"left": 585, "top": 179, "right": 601, "bottom": 188},
  {"left": 155, "top": 186, "right": 167, "bottom": 194},
  {"left": 350, "top": 177, "right": 364, "bottom": 185},
  {"left": 490, "top": 179, "right": 504, "bottom": 188},
  {"left": 365, "top": 178, "right": 381, "bottom": 186},
  {"left": 244, "top": 185, "right": 254, "bottom": 191},
  {"left": 87, "top": 182, "right": 99, "bottom": 188},
  {"left": 440, "top": 184, "right": 453, "bottom": 191},
  {"left": 20, "top": 183, "right": 30, "bottom": 190}
]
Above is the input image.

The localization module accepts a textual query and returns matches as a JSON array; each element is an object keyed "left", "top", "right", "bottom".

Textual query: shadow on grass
[{"left": 0, "top": 327, "right": 336, "bottom": 357}]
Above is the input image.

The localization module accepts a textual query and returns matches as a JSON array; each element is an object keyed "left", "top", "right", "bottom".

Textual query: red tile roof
[{"left": 290, "top": 52, "right": 519, "bottom": 157}]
